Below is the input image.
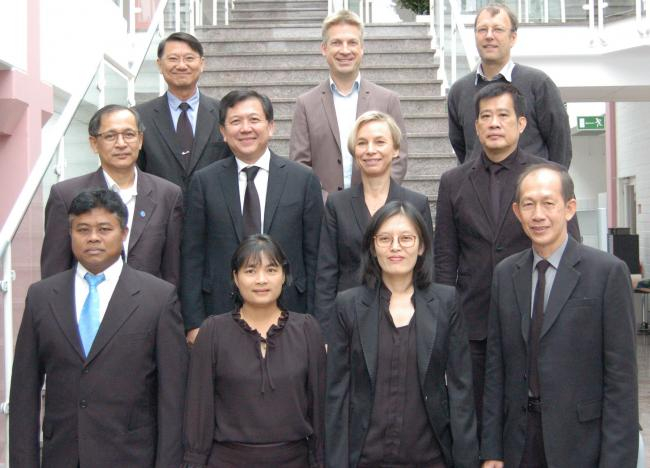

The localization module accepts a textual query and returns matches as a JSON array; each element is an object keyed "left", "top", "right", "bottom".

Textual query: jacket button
[
  {"left": 82, "top": 368, "right": 89, "bottom": 374},
  {"left": 338, "top": 187, "right": 343, "bottom": 191},
  {"left": 523, "top": 373, "right": 527, "bottom": 380},
  {"left": 337, "top": 159, "right": 342, "bottom": 164},
  {"left": 80, "top": 400, "right": 88, "bottom": 409},
  {"left": 496, "top": 246, "right": 504, "bottom": 252}
]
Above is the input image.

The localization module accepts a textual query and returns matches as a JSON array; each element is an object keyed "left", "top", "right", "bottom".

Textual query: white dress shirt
[
  {"left": 330, "top": 74, "right": 361, "bottom": 189},
  {"left": 475, "top": 60, "right": 515, "bottom": 84},
  {"left": 103, "top": 168, "right": 138, "bottom": 257},
  {"left": 235, "top": 149, "right": 271, "bottom": 232},
  {"left": 75, "top": 258, "right": 124, "bottom": 323}
]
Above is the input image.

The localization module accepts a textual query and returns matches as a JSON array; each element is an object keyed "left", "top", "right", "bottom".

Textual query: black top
[
  {"left": 182, "top": 310, "right": 326, "bottom": 467},
  {"left": 359, "top": 287, "right": 442, "bottom": 465}
]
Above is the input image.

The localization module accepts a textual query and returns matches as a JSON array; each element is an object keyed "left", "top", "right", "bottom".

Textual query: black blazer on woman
[
  {"left": 314, "top": 179, "right": 433, "bottom": 339},
  {"left": 326, "top": 284, "right": 478, "bottom": 468}
]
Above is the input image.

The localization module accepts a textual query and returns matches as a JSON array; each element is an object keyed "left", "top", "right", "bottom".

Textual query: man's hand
[
  {"left": 186, "top": 328, "right": 199, "bottom": 345},
  {"left": 482, "top": 461, "right": 504, "bottom": 468}
]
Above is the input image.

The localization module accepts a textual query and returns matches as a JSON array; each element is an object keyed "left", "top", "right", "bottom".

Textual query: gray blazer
[{"left": 482, "top": 237, "right": 638, "bottom": 467}]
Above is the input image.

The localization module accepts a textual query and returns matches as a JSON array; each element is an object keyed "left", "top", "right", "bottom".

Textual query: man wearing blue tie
[{"left": 9, "top": 189, "right": 187, "bottom": 468}]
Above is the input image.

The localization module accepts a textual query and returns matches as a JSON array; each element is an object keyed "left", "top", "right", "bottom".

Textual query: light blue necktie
[{"left": 78, "top": 272, "right": 106, "bottom": 357}]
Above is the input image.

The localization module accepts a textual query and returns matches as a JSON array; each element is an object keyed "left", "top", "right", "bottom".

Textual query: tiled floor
[{"left": 638, "top": 334, "right": 650, "bottom": 465}]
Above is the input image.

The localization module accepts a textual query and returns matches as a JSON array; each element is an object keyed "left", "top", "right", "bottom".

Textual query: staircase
[{"left": 196, "top": 0, "right": 456, "bottom": 215}]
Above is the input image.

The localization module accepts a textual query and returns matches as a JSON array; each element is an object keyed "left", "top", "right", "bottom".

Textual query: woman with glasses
[
  {"left": 314, "top": 111, "right": 433, "bottom": 340},
  {"left": 182, "top": 235, "right": 326, "bottom": 468},
  {"left": 326, "top": 201, "right": 478, "bottom": 468}
]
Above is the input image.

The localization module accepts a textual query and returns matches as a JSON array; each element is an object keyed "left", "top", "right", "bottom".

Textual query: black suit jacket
[
  {"left": 434, "top": 150, "right": 580, "bottom": 340},
  {"left": 136, "top": 92, "right": 229, "bottom": 192},
  {"left": 326, "top": 284, "right": 478, "bottom": 468},
  {"left": 9, "top": 265, "right": 188, "bottom": 468},
  {"left": 40, "top": 168, "right": 183, "bottom": 286},
  {"left": 181, "top": 152, "right": 323, "bottom": 330},
  {"left": 482, "top": 237, "right": 638, "bottom": 467},
  {"left": 314, "top": 179, "right": 433, "bottom": 339}
]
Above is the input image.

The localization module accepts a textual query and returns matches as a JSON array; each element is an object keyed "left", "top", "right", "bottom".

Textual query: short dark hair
[
  {"left": 360, "top": 201, "right": 433, "bottom": 290},
  {"left": 474, "top": 3, "right": 518, "bottom": 32},
  {"left": 474, "top": 82, "right": 527, "bottom": 119},
  {"left": 230, "top": 234, "right": 292, "bottom": 308},
  {"left": 515, "top": 163, "right": 575, "bottom": 203},
  {"left": 88, "top": 104, "right": 144, "bottom": 137},
  {"left": 68, "top": 189, "right": 129, "bottom": 229},
  {"left": 157, "top": 32, "right": 204, "bottom": 58},
  {"left": 219, "top": 90, "right": 274, "bottom": 126}
]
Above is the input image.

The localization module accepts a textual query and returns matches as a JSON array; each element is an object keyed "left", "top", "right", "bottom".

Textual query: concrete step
[
  {"left": 201, "top": 79, "right": 442, "bottom": 98},
  {"left": 271, "top": 113, "right": 448, "bottom": 134},
  {"left": 203, "top": 36, "right": 432, "bottom": 54},
  {"left": 233, "top": 1, "right": 327, "bottom": 9},
  {"left": 407, "top": 153, "right": 457, "bottom": 175},
  {"left": 203, "top": 64, "right": 437, "bottom": 83},
  {"left": 196, "top": 22, "right": 432, "bottom": 40},
  {"left": 229, "top": 16, "right": 325, "bottom": 25},
  {"left": 402, "top": 175, "right": 441, "bottom": 198},
  {"left": 231, "top": 7, "right": 328, "bottom": 20},
  {"left": 203, "top": 50, "right": 435, "bottom": 68}
]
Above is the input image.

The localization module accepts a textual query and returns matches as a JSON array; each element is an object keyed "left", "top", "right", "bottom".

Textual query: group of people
[{"left": 7, "top": 3, "right": 639, "bottom": 468}]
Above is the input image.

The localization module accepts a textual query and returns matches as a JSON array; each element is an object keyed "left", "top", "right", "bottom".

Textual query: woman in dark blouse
[
  {"left": 326, "top": 201, "right": 478, "bottom": 468},
  {"left": 315, "top": 111, "right": 434, "bottom": 340},
  {"left": 183, "top": 235, "right": 326, "bottom": 468}
]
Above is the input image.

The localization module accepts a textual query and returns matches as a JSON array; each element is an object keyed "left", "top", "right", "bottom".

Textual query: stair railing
[{"left": 637, "top": 0, "right": 649, "bottom": 35}]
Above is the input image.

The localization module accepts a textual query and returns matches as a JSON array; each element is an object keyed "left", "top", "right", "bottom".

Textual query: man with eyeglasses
[
  {"left": 447, "top": 3, "right": 571, "bottom": 167},
  {"left": 41, "top": 104, "right": 183, "bottom": 287},
  {"left": 135, "top": 32, "right": 229, "bottom": 193}
]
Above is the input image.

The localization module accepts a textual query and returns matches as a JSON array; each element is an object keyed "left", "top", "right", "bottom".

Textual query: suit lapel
[
  {"left": 128, "top": 172, "right": 156, "bottom": 252},
  {"left": 355, "top": 79, "right": 370, "bottom": 116},
  {"left": 349, "top": 184, "right": 370, "bottom": 235},
  {"left": 85, "top": 266, "right": 140, "bottom": 366},
  {"left": 188, "top": 94, "right": 218, "bottom": 174},
  {"left": 540, "top": 238, "right": 581, "bottom": 339},
  {"left": 415, "top": 288, "right": 438, "bottom": 388},
  {"left": 358, "top": 287, "right": 379, "bottom": 389},
  {"left": 89, "top": 168, "right": 109, "bottom": 189},
  {"left": 48, "top": 270, "right": 86, "bottom": 361},
  {"left": 152, "top": 94, "right": 184, "bottom": 171},
  {"left": 494, "top": 153, "right": 528, "bottom": 236},
  {"left": 218, "top": 157, "right": 244, "bottom": 242},
  {"left": 514, "top": 250, "right": 534, "bottom": 345},
  {"left": 264, "top": 153, "right": 288, "bottom": 233},
  {"left": 468, "top": 159, "right": 495, "bottom": 235},
  {"left": 320, "top": 81, "right": 341, "bottom": 153}
]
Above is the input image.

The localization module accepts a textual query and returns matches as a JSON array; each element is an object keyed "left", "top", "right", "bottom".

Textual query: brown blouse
[{"left": 182, "top": 310, "right": 326, "bottom": 467}]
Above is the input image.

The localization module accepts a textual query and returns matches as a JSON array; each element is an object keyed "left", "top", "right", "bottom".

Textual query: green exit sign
[{"left": 577, "top": 115, "right": 605, "bottom": 130}]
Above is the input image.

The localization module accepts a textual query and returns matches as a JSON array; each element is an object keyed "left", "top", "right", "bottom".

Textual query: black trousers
[
  {"left": 519, "top": 404, "right": 548, "bottom": 468},
  {"left": 469, "top": 339, "right": 487, "bottom": 436},
  {"left": 207, "top": 440, "right": 310, "bottom": 468}
]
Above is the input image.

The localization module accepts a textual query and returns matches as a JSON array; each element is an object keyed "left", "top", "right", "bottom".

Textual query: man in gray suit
[
  {"left": 41, "top": 104, "right": 183, "bottom": 286},
  {"left": 136, "top": 32, "right": 228, "bottom": 193},
  {"left": 290, "top": 9, "right": 407, "bottom": 196},
  {"left": 482, "top": 164, "right": 638, "bottom": 467}
]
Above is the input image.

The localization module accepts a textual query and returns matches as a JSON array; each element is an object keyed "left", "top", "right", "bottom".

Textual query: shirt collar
[
  {"left": 76, "top": 257, "right": 124, "bottom": 283},
  {"left": 166, "top": 88, "right": 200, "bottom": 110},
  {"left": 235, "top": 148, "right": 271, "bottom": 173},
  {"left": 475, "top": 60, "right": 515, "bottom": 85},
  {"left": 103, "top": 167, "right": 138, "bottom": 197},
  {"left": 329, "top": 74, "right": 361, "bottom": 97},
  {"left": 533, "top": 235, "right": 569, "bottom": 271},
  {"left": 480, "top": 147, "right": 519, "bottom": 171}
]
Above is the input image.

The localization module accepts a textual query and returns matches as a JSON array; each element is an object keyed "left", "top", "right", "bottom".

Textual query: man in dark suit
[
  {"left": 290, "top": 9, "right": 407, "bottom": 196},
  {"left": 41, "top": 104, "right": 183, "bottom": 286},
  {"left": 434, "top": 83, "right": 579, "bottom": 429},
  {"left": 10, "top": 189, "right": 187, "bottom": 468},
  {"left": 136, "top": 32, "right": 228, "bottom": 193},
  {"left": 482, "top": 164, "right": 638, "bottom": 467},
  {"left": 182, "top": 90, "right": 323, "bottom": 344}
]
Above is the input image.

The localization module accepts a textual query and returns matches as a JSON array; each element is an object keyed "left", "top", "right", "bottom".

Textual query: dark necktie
[
  {"left": 488, "top": 163, "right": 502, "bottom": 225},
  {"left": 177, "top": 102, "right": 193, "bottom": 163},
  {"left": 242, "top": 166, "right": 261, "bottom": 237},
  {"left": 528, "top": 260, "right": 551, "bottom": 398}
]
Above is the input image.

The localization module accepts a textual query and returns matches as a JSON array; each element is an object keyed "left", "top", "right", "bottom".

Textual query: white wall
[{"left": 616, "top": 101, "right": 650, "bottom": 273}]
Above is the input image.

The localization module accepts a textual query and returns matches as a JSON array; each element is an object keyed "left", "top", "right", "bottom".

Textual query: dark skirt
[{"left": 207, "top": 439, "right": 310, "bottom": 468}]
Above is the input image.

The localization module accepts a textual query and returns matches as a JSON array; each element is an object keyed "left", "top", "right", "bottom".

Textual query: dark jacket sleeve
[
  {"left": 160, "top": 187, "right": 184, "bottom": 287},
  {"left": 533, "top": 76, "right": 572, "bottom": 168},
  {"left": 41, "top": 185, "right": 74, "bottom": 278},
  {"left": 447, "top": 85, "right": 467, "bottom": 164},
  {"left": 155, "top": 288, "right": 188, "bottom": 468},
  {"left": 303, "top": 171, "right": 324, "bottom": 314},
  {"left": 314, "top": 197, "right": 339, "bottom": 341},
  {"left": 304, "top": 315, "right": 327, "bottom": 468},
  {"left": 387, "top": 91, "right": 408, "bottom": 183},
  {"left": 434, "top": 172, "right": 460, "bottom": 286}
]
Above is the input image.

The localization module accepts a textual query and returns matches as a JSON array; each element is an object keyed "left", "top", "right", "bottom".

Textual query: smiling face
[
  {"left": 89, "top": 109, "right": 143, "bottom": 174},
  {"left": 233, "top": 252, "right": 285, "bottom": 308},
  {"left": 157, "top": 40, "right": 204, "bottom": 96},
  {"left": 475, "top": 9, "right": 517, "bottom": 69},
  {"left": 513, "top": 168, "right": 576, "bottom": 258},
  {"left": 374, "top": 213, "right": 424, "bottom": 283},
  {"left": 475, "top": 93, "right": 526, "bottom": 162},
  {"left": 354, "top": 120, "right": 398, "bottom": 179},
  {"left": 70, "top": 208, "right": 127, "bottom": 275},
  {"left": 321, "top": 22, "right": 364, "bottom": 83},
  {"left": 220, "top": 98, "right": 274, "bottom": 164}
]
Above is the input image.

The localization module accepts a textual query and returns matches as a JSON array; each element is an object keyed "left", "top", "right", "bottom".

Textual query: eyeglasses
[
  {"left": 374, "top": 233, "right": 418, "bottom": 248},
  {"left": 225, "top": 116, "right": 267, "bottom": 128},
  {"left": 163, "top": 55, "right": 201, "bottom": 65},
  {"left": 94, "top": 130, "right": 141, "bottom": 144},
  {"left": 475, "top": 26, "right": 512, "bottom": 36}
]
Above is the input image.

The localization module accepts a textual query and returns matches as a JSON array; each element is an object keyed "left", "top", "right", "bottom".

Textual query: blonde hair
[
  {"left": 322, "top": 9, "right": 364, "bottom": 43},
  {"left": 347, "top": 111, "right": 402, "bottom": 156}
]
